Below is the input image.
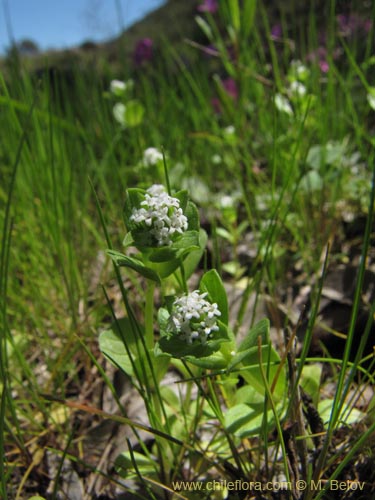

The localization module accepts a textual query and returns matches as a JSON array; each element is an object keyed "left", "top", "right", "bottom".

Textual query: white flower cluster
[
  {"left": 289, "top": 80, "right": 306, "bottom": 97},
  {"left": 110, "top": 78, "right": 134, "bottom": 95},
  {"left": 130, "top": 184, "right": 188, "bottom": 246},
  {"left": 143, "top": 147, "right": 163, "bottom": 166},
  {"left": 110, "top": 79, "right": 126, "bottom": 94},
  {"left": 168, "top": 291, "right": 221, "bottom": 344}
]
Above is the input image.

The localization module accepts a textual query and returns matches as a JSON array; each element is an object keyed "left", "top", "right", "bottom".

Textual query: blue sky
[{"left": 0, "top": 0, "right": 165, "bottom": 54}]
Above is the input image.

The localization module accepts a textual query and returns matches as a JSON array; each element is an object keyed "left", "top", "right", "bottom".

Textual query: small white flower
[
  {"left": 143, "top": 147, "right": 163, "bottom": 166},
  {"left": 223, "top": 125, "right": 235, "bottom": 135},
  {"left": 289, "top": 81, "right": 306, "bottom": 97},
  {"left": 167, "top": 291, "right": 221, "bottom": 344},
  {"left": 289, "top": 80, "right": 306, "bottom": 97},
  {"left": 110, "top": 78, "right": 134, "bottom": 95},
  {"left": 219, "top": 195, "right": 234, "bottom": 209},
  {"left": 212, "top": 154, "right": 222, "bottom": 164},
  {"left": 146, "top": 184, "right": 166, "bottom": 196},
  {"left": 110, "top": 79, "right": 126, "bottom": 94},
  {"left": 275, "top": 94, "right": 293, "bottom": 116},
  {"left": 113, "top": 102, "right": 126, "bottom": 126},
  {"left": 130, "top": 184, "right": 188, "bottom": 246},
  {"left": 290, "top": 60, "right": 309, "bottom": 81}
]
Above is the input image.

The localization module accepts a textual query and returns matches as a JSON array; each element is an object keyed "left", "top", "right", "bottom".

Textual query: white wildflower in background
[
  {"left": 143, "top": 147, "right": 163, "bottom": 166},
  {"left": 167, "top": 291, "right": 221, "bottom": 344},
  {"left": 289, "top": 81, "right": 306, "bottom": 97},
  {"left": 130, "top": 184, "right": 188, "bottom": 246},
  {"left": 290, "top": 60, "right": 309, "bottom": 81},
  {"left": 212, "top": 154, "right": 222, "bottom": 164},
  {"left": 219, "top": 195, "right": 234, "bottom": 209},
  {"left": 110, "top": 78, "right": 134, "bottom": 95},
  {"left": 110, "top": 79, "right": 126, "bottom": 94},
  {"left": 275, "top": 94, "right": 293, "bottom": 116},
  {"left": 223, "top": 125, "right": 235, "bottom": 135},
  {"left": 113, "top": 102, "right": 126, "bottom": 126}
]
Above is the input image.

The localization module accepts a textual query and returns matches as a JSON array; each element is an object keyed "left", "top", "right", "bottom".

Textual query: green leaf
[
  {"left": 171, "top": 230, "right": 200, "bottom": 250},
  {"left": 228, "top": 345, "right": 259, "bottom": 370},
  {"left": 122, "top": 231, "right": 134, "bottom": 248},
  {"left": 148, "top": 259, "right": 181, "bottom": 279},
  {"left": 318, "top": 399, "right": 365, "bottom": 427},
  {"left": 100, "top": 318, "right": 169, "bottom": 383},
  {"left": 115, "top": 451, "right": 156, "bottom": 479},
  {"left": 157, "top": 307, "right": 170, "bottom": 331},
  {"left": 306, "top": 145, "right": 323, "bottom": 169},
  {"left": 142, "top": 231, "right": 200, "bottom": 278},
  {"left": 306, "top": 142, "right": 345, "bottom": 170},
  {"left": 106, "top": 249, "right": 161, "bottom": 283},
  {"left": 185, "top": 350, "right": 228, "bottom": 369},
  {"left": 184, "top": 200, "right": 200, "bottom": 231},
  {"left": 228, "top": 0, "right": 240, "bottom": 32},
  {"left": 216, "top": 227, "right": 232, "bottom": 242},
  {"left": 182, "top": 228, "right": 207, "bottom": 280},
  {"left": 225, "top": 399, "right": 285, "bottom": 437},
  {"left": 124, "top": 99, "right": 145, "bottom": 127},
  {"left": 241, "top": 0, "right": 257, "bottom": 38},
  {"left": 228, "top": 319, "right": 286, "bottom": 401},
  {"left": 158, "top": 336, "right": 219, "bottom": 359},
  {"left": 237, "top": 319, "right": 270, "bottom": 352},
  {"left": 367, "top": 87, "right": 375, "bottom": 110},
  {"left": 300, "top": 170, "right": 323, "bottom": 191},
  {"left": 195, "top": 15, "right": 213, "bottom": 41},
  {"left": 239, "top": 345, "right": 284, "bottom": 399},
  {"left": 174, "top": 189, "right": 189, "bottom": 211},
  {"left": 99, "top": 318, "right": 138, "bottom": 376},
  {"left": 199, "top": 269, "right": 229, "bottom": 325},
  {"left": 300, "top": 364, "right": 322, "bottom": 406},
  {"left": 148, "top": 247, "right": 176, "bottom": 263}
]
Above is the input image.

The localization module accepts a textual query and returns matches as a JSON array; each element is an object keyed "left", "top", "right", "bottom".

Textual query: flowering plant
[
  {"left": 112, "top": 184, "right": 202, "bottom": 279},
  {"left": 110, "top": 78, "right": 134, "bottom": 97},
  {"left": 98, "top": 176, "right": 289, "bottom": 490},
  {"left": 129, "top": 184, "right": 189, "bottom": 247},
  {"left": 157, "top": 269, "right": 232, "bottom": 360},
  {"left": 108, "top": 78, "right": 145, "bottom": 128},
  {"left": 133, "top": 38, "right": 153, "bottom": 66},
  {"left": 168, "top": 290, "right": 221, "bottom": 343},
  {"left": 142, "top": 147, "right": 164, "bottom": 167}
]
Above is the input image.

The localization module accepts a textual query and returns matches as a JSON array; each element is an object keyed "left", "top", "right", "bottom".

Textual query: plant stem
[
  {"left": 179, "top": 259, "right": 188, "bottom": 294},
  {"left": 145, "top": 280, "right": 156, "bottom": 350}
]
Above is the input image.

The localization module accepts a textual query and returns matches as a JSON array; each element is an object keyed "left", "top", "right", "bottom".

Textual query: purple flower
[
  {"left": 133, "top": 38, "right": 153, "bottom": 66},
  {"left": 211, "top": 77, "right": 238, "bottom": 113},
  {"left": 271, "top": 24, "right": 282, "bottom": 39},
  {"left": 306, "top": 46, "right": 329, "bottom": 73},
  {"left": 364, "top": 20, "right": 372, "bottom": 33},
  {"left": 197, "top": 0, "right": 218, "bottom": 14},
  {"left": 319, "top": 60, "right": 329, "bottom": 73},
  {"left": 222, "top": 77, "right": 238, "bottom": 100},
  {"left": 337, "top": 13, "right": 372, "bottom": 37}
]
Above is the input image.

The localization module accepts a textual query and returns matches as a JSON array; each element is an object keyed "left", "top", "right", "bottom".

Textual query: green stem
[
  {"left": 145, "top": 280, "right": 155, "bottom": 350},
  {"left": 179, "top": 259, "right": 188, "bottom": 294}
]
